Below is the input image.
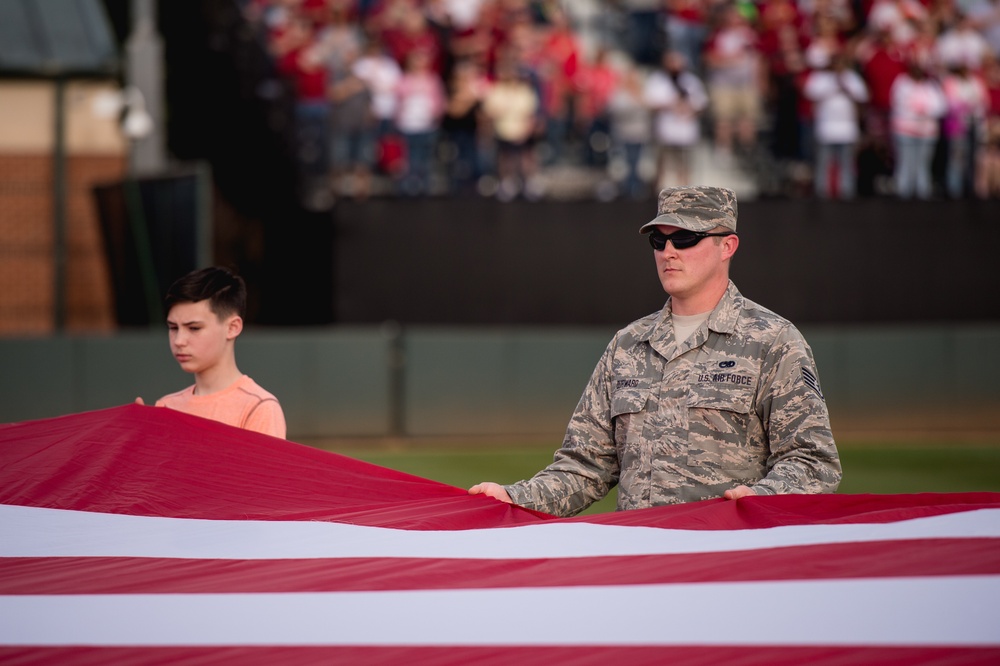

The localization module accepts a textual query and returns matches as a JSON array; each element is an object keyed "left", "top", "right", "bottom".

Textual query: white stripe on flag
[
  {"left": 3, "top": 577, "right": 998, "bottom": 647},
  {"left": 3, "top": 504, "right": 1000, "bottom": 560}
]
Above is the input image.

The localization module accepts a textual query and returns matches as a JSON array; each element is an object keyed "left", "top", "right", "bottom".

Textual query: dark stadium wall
[{"left": 330, "top": 197, "right": 1000, "bottom": 326}]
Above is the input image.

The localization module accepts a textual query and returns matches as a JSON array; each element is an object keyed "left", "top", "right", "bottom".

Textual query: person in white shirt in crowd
[
  {"left": 481, "top": 54, "right": 542, "bottom": 202},
  {"left": 964, "top": 0, "right": 1000, "bottom": 58},
  {"left": 889, "top": 56, "right": 948, "bottom": 199},
  {"left": 940, "top": 60, "right": 990, "bottom": 198},
  {"left": 644, "top": 50, "right": 709, "bottom": 187},
  {"left": 607, "top": 53, "right": 653, "bottom": 199},
  {"left": 935, "top": 11, "right": 993, "bottom": 76},
  {"left": 803, "top": 47, "right": 870, "bottom": 199},
  {"left": 393, "top": 48, "right": 447, "bottom": 196},
  {"left": 866, "top": 0, "right": 928, "bottom": 47},
  {"left": 353, "top": 35, "right": 403, "bottom": 150}
]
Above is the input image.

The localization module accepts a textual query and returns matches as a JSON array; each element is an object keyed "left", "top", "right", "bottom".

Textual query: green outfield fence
[{"left": 1, "top": 322, "right": 998, "bottom": 442}]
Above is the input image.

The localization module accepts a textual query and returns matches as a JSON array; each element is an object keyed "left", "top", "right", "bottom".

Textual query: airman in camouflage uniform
[{"left": 471, "top": 186, "right": 842, "bottom": 517}]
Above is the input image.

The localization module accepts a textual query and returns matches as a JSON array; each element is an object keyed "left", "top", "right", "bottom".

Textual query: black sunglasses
[{"left": 648, "top": 229, "right": 736, "bottom": 251}]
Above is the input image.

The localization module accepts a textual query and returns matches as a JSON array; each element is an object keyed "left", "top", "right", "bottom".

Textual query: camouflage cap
[{"left": 639, "top": 186, "right": 738, "bottom": 234}]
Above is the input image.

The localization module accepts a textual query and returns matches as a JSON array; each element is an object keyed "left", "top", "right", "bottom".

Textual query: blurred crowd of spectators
[{"left": 244, "top": 0, "right": 1000, "bottom": 205}]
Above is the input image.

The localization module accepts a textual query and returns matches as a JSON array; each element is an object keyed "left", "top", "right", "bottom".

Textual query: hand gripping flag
[{"left": 2, "top": 404, "right": 999, "bottom": 665}]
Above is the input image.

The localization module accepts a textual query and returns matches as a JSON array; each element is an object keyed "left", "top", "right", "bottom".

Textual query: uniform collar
[{"left": 638, "top": 280, "right": 743, "bottom": 344}]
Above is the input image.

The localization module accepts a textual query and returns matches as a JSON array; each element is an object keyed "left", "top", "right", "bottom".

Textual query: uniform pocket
[
  {"left": 685, "top": 369, "right": 758, "bottom": 474},
  {"left": 610, "top": 378, "right": 650, "bottom": 454},
  {"left": 611, "top": 386, "right": 649, "bottom": 417}
]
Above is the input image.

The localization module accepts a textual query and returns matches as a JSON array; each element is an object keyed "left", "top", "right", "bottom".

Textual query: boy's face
[{"left": 166, "top": 300, "right": 241, "bottom": 375}]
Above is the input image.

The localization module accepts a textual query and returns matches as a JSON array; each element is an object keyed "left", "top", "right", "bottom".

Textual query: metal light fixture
[{"left": 92, "top": 86, "right": 154, "bottom": 139}]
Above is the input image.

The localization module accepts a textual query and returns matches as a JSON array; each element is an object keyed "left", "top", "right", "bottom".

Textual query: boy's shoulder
[
  {"left": 155, "top": 376, "right": 279, "bottom": 407},
  {"left": 155, "top": 385, "right": 195, "bottom": 407},
  {"left": 233, "top": 375, "right": 281, "bottom": 404}
]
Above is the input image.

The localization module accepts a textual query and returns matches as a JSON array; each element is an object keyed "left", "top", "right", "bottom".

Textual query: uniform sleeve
[
  {"left": 505, "top": 343, "right": 620, "bottom": 517},
  {"left": 751, "top": 324, "right": 842, "bottom": 496},
  {"left": 244, "top": 399, "right": 287, "bottom": 440}
]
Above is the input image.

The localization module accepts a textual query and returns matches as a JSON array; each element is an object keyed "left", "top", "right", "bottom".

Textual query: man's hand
[
  {"left": 468, "top": 482, "right": 513, "bottom": 504},
  {"left": 134, "top": 397, "right": 145, "bottom": 405},
  {"left": 724, "top": 485, "right": 757, "bottom": 500}
]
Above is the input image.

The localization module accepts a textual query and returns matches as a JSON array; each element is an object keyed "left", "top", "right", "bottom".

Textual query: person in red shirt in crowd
[
  {"left": 758, "top": 0, "right": 810, "bottom": 168},
  {"left": 856, "top": 26, "right": 908, "bottom": 144},
  {"left": 300, "top": 0, "right": 336, "bottom": 28},
  {"left": 766, "top": 23, "right": 813, "bottom": 183},
  {"left": 975, "top": 55, "right": 1000, "bottom": 198},
  {"left": 576, "top": 46, "right": 619, "bottom": 168},
  {"left": 985, "top": 57, "right": 1000, "bottom": 122},
  {"left": 380, "top": 3, "right": 445, "bottom": 75},
  {"left": 703, "top": 3, "right": 765, "bottom": 162},
  {"left": 273, "top": 11, "right": 333, "bottom": 208},
  {"left": 757, "top": 0, "right": 806, "bottom": 63},
  {"left": 476, "top": 0, "right": 534, "bottom": 77},
  {"left": 664, "top": 0, "right": 711, "bottom": 75},
  {"left": 536, "top": 5, "right": 581, "bottom": 166}
]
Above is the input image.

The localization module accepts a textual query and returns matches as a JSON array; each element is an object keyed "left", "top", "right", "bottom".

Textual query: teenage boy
[{"left": 137, "top": 266, "right": 286, "bottom": 439}]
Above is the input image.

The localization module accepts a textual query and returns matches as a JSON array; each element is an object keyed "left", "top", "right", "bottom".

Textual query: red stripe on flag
[
  {"left": 2, "top": 645, "right": 1000, "bottom": 666},
  {"left": 572, "top": 492, "right": 1000, "bottom": 530},
  {"left": 3, "top": 538, "right": 999, "bottom": 595}
]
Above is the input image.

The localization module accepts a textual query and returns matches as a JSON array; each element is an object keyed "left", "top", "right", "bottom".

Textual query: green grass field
[{"left": 330, "top": 441, "right": 1000, "bottom": 515}]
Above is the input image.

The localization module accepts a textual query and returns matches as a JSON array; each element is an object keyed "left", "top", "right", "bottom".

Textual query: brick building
[{"left": 0, "top": 81, "right": 126, "bottom": 334}]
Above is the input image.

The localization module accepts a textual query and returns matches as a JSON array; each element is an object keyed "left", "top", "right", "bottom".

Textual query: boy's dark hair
[{"left": 164, "top": 267, "right": 247, "bottom": 320}]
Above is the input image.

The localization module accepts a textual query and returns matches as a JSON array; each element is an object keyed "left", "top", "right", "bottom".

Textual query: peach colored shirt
[{"left": 156, "top": 375, "right": 286, "bottom": 439}]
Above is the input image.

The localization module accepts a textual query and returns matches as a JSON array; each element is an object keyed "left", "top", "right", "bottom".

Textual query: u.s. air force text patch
[{"left": 695, "top": 372, "right": 754, "bottom": 386}]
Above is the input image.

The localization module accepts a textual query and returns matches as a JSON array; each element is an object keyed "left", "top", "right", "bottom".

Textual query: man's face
[
  {"left": 652, "top": 225, "right": 734, "bottom": 301},
  {"left": 166, "top": 300, "right": 237, "bottom": 375}
]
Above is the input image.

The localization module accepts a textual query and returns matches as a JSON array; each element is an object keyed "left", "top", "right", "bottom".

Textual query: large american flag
[{"left": 2, "top": 405, "right": 998, "bottom": 664}]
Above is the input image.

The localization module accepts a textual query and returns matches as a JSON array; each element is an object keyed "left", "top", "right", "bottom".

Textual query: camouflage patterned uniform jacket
[{"left": 505, "top": 281, "right": 842, "bottom": 517}]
